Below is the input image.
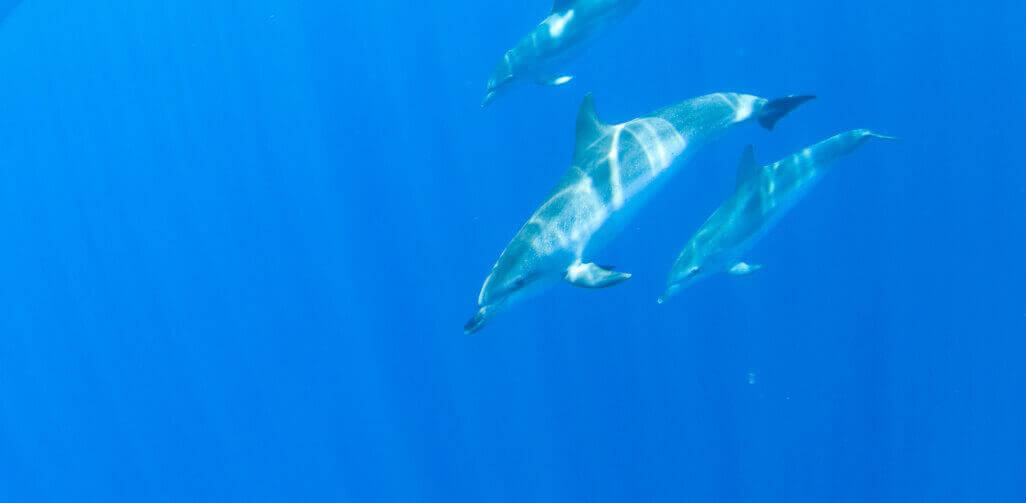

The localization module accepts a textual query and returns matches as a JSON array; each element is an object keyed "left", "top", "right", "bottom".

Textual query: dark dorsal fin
[
  {"left": 574, "top": 93, "right": 611, "bottom": 161},
  {"left": 552, "top": 0, "right": 575, "bottom": 12},
  {"left": 735, "top": 145, "right": 760, "bottom": 189}
]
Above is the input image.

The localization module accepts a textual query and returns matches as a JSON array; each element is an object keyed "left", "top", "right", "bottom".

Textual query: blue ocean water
[{"left": 0, "top": 1, "right": 1023, "bottom": 501}]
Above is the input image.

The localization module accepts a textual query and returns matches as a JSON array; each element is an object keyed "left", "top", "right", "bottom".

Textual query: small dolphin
[
  {"left": 660, "top": 129, "right": 896, "bottom": 301},
  {"left": 466, "top": 92, "right": 815, "bottom": 333},
  {"left": 0, "top": 1, "right": 24, "bottom": 25},
  {"left": 481, "top": 0, "right": 641, "bottom": 107}
]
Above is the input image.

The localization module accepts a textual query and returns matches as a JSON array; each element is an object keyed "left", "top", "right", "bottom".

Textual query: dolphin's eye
[
  {"left": 513, "top": 277, "right": 527, "bottom": 289},
  {"left": 688, "top": 266, "right": 702, "bottom": 276}
]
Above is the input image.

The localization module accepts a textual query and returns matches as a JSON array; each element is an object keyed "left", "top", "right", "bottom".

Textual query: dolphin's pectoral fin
[
  {"left": 538, "top": 74, "right": 574, "bottom": 86},
  {"left": 565, "top": 262, "right": 632, "bottom": 289},
  {"left": 729, "top": 262, "right": 763, "bottom": 276}
]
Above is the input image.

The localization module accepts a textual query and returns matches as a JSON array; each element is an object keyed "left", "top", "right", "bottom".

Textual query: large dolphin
[
  {"left": 465, "top": 92, "right": 815, "bottom": 333},
  {"left": 481, "top": 0, "right": 641, "bottom": 107},
  {"left": 660, "top": 129, "right": 895, "bottom": 301}
]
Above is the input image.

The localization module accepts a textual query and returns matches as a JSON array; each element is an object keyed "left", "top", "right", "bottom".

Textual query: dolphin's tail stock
[{"left": 758, "top": 95, "right": 817, "bottom": 131}]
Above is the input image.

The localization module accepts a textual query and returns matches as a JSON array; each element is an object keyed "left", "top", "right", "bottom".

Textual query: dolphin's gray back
[
  {"left": 753, "top": 129, "right": 876, "bottom": 217},
  {"left": 655, "top": 93, "right": 765, "bottom": 142},
  {"left": 558, "top": 118, "right": 684, "bottom": 198},
  {"left": 559, "top": 93, "right": 760, "bottom": 193},
  {"left": 537, "top": 93, "right": 764, "bottom": 255},
  {"left": 507, "top": 0, "right": 640, "bottom": 77}
]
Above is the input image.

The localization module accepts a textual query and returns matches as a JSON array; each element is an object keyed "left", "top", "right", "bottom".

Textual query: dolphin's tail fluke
[{"left": 759, "top": 95, "right": 816, "bottom": 131}]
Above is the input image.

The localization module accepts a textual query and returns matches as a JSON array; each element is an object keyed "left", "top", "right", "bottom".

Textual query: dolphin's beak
[
  {"left": 480, "top": 91, "right": 497, "bottom": 108},
  {"left": 464, "top": 307, "right": 489, "bottom": 334},
  {"left": 866, "top": 132, "right": 900, "bottom": 141},
  {"left": 657, "top": 284, "right": 681, "bottom": 304}
]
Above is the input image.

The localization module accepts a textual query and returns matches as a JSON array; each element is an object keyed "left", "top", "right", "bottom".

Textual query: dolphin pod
[
  {"left": 468, "top": 2, "right": 893, "bottom": 333},
  {"left": 482, "top": 0, "right": 641, "bottom": 107},
  {"left": 465, "top": 93, "right": 814, "bottom": 333},
  {"left": 659, "top": 130, "right": 896, "bottom": 302}
]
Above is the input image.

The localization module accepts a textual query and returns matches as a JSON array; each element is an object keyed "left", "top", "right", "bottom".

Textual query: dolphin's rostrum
[
  {"left": 660, "top": 129, "right": 896, "bottom": 301},
  {"left": 482, "top": 0, "right": 641, "bottom": 107},
  {"left": 466, "top": 92, "right": 815, "bottom": 333}
]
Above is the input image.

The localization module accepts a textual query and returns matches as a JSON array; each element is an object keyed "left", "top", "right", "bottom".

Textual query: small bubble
[{"left": 746, "top": 372, "right": 757, "bottom": 385}]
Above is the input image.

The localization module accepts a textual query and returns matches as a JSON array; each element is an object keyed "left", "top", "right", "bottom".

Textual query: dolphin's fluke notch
[{"left": 759, "top": 95, "right": 817, "bottom": 131}]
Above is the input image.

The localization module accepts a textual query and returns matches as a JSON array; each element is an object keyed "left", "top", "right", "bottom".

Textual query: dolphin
[
  {"left": 481, "top": 0, "right": 641, "bottom": 107},
  {"left": 1, "top": 1, "right": 24, "bottom": 25},
  {"left": 660, "top": 129, "right": 896, "bottom": 301},
  {"left": 465, "top": 92, "right": 815, "bottom": 333}
]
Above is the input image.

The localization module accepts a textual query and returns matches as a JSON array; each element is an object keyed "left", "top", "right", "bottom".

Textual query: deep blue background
[{"left": 0, "top": 1, "right": 1023, "bottom": 501}]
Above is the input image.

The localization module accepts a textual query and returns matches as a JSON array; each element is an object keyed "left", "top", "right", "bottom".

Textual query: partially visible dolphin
[
  {"left": 465, "top": 92, "right": 815, "bottom": 333},
  {"left": 660, "top": 129, "right": 896, "bottom": 301},
  {"left": 0, "top": 0, "right": 24, "bottom": 25},
  {"left": 481, "top": 0, "right": 641, "bottom": 107}
]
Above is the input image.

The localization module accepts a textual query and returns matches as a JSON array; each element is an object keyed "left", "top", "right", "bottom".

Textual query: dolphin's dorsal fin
[
  {"left": 736, "top": 145, "right": 760, "bottom": 189},
  {"left": 574, "top": 93, "right": 611, "bottom": 160},
  {"left": 552, "top": 0, "right": 575, "bottom": 12}
]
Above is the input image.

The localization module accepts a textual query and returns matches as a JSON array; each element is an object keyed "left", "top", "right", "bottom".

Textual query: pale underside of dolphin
[
  {"left": 482, "top": 0, "right": 641, "bottom": 107},
  {"left": 466, "top": 92, "right": 815, "bottom": 333},
  {"left": 660, "top": 129, "right": 896, "bottom": 301}
]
